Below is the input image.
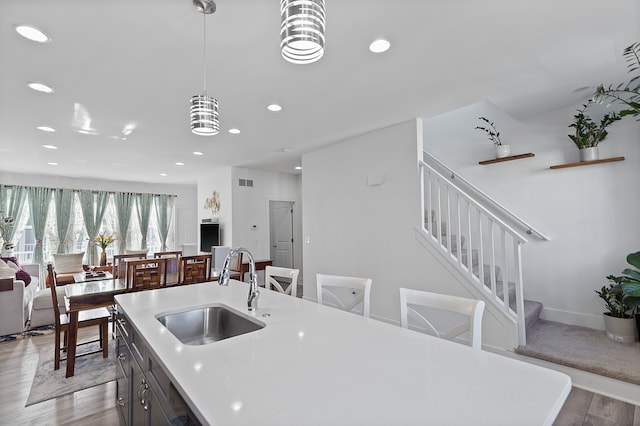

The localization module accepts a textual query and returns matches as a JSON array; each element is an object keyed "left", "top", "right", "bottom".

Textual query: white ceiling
[{"left": 1, "top": 0, "right": 639, "bottom": 184}]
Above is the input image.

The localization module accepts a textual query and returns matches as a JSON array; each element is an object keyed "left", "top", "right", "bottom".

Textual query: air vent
[{"left": 238, "top": 179, "right": 254, "bottom": 187}]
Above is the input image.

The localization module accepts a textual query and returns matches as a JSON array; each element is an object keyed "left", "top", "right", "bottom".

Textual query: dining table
[{"left": 63, "top": 278, "right": 129, "bottom": 378}]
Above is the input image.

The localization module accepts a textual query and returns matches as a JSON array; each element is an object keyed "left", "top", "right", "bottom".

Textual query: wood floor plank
[
  {"left": 0, "top": 326, "right": 120, "bottom": 425},
  {"left": 587, "top": 394, "right": 635, "bottom": 425},
  {"left": 554, "top": 388, "right": 593, "bottom": 426}
]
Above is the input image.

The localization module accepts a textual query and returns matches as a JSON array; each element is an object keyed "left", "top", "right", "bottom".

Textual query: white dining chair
[
  {"left": 316, "top": 274, "right": 373, "bottom": 318},
  {"left": 265, "top": 266, "right": 300, "bottom": 297},
  {"left": 399, "top": 288, "right": 485, "bottom": 350}
]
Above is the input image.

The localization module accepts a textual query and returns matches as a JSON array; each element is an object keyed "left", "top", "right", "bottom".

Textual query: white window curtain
[
  {"left": 155, "top": 195, "right": 174, "bottom": 251},
  {"left": 27, "top": 187, "right": 53, "bottom": 267},
  {"left": 79, "top": 190, "right": 110, "bottom": 265},
  {"left": 0, "top": 185, "right": 27, "bottom": 256},
  {"left": 113, "top": 192, "right": 135, "bottom": 254},
  {"left": 53, "top": 188, "right": 75, "bottom": 254},
  {"left": 136, "top": 193, "right": 153, "bottom": 251}
]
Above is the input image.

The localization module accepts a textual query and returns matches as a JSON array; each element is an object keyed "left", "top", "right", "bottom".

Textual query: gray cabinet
[{"left": 115, "top": 305, "right": 201, "bottom": 426}]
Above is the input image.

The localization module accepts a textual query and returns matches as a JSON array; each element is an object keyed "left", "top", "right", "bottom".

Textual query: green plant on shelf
[
  {"left": 567, "top": 103, "right": 621, "bottom": 149},
  {"left": 475, "top": 117, "right": 503, "bottom": 147}
]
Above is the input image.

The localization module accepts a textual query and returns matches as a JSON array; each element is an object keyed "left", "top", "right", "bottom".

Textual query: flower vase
[{"left": 100, "top": 249, "right": 107, "bottom": 266}]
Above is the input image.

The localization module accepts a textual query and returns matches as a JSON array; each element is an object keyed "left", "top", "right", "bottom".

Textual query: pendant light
[
  {"left": 190, "top": 0, "right": 219, "bottom": 135},
  {"left": 280, "top": 0, "right": 326, "bottom": 64}
]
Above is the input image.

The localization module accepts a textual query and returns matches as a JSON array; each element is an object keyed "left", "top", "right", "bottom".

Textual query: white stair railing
[{"left": 419, "top": 159, "right": 528, "bottom": 346}]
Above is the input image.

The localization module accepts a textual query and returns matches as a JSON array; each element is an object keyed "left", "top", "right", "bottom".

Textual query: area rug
[
  {"left": 0, "top": 324, "right": 55, "bottom": 343},
  {"left": 516, "top": 319, "right": 640, "bottom": 385},
  {"left": 25, "top": 341, "right": 116, "bottom": 406}
]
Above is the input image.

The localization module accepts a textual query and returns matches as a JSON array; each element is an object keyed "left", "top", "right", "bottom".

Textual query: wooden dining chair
[
  {"left": 112, "top": 253, "right": 147, "bottom": 279},
  {"left": 316, "top": 274, "right": 373, "bottom": 317},
  {"left": 265, "top": 266, "right": 300, "bottom": 297},
  {"left": 229, "top": 251, "right": 243, "bottom": 281},
  {"left": 178, "top": 254, "right": 212, "bottom": 284},
  {"left": 153, "top": 250, "right": 182, "bottom": 285},
  {"left": 399, "top": 288, "right": 485, "bottom": 350},
  {"left": 47, "top": 264, "right": 109, "bottom": 370},
  {"left": 125, "top": 258, "right": 167, "bottom": 290}
]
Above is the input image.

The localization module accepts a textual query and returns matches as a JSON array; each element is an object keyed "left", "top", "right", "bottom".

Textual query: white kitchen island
[{"left": 115, "top": 280, "right": 571, "bottom": 426}]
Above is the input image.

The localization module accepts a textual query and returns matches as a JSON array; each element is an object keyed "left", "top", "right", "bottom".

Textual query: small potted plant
[
  {"left": 475, "top": 117, "right": 510, "bottom": 158},
  {"left": 609, "top": 251, "right": 640, "bottom": 336},
  {"left": 596, "top": 280, "right": 637, "bottom": 342},
  {"left": 568, "top": 103, "right": 621, "bottom": 161}
]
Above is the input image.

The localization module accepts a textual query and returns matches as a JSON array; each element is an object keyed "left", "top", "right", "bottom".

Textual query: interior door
[{"left": 269, "top": 201, "right": 294, "bottom": 268}]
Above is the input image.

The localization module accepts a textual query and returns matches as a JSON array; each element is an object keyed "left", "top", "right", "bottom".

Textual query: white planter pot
[
  {"left": 603, "top": 313, "right": 638, "bottom": 342},
  {"left": 496, "top": 145, "right": 511, "bottom": 158},
  {"left": 579, "top": 146, "right": 599, "bottom": 162}
]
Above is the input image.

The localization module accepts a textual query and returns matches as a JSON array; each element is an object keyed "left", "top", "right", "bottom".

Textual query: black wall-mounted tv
[{"left": 200, "top": 223, "right": 220, "bottom": 252}]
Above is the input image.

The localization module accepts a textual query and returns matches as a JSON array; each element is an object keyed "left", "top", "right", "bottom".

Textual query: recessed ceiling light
[
  {"left": 228, "top": 128, "right": 241, "bottom": 134},
  {"left": 281, "top": 147, "right": 292, "bottom": 152},
  {"left": 47, "top": 162, "right": 58, "bottom": 166},
  {"left": 175, "top": 162, "right": 185, "bottom": 166},
  {"left": 160, "top": 173, "right": 168, "bottom": 177},
  {"left": 369, "top": 38, "right": 391, "bottom": 53},
  {"left": 193, "top": 151, "right": 204, "bottom": 156},
  {"left": 15, "top": 25, "right": 50, "bottom": 43},
  {"left": 42, "top": 144, "right": 57, "bottom": 150},
  {"left": 37, "top": 126, "right": 55, "bottom": 132},
  {"left": 28, "top": 82, "right": 54, "bottom": 93},
  {"left": 267, "top": 104, "right": 282, "bottom": 112},
  {"left": 294, "top": 166, "right": 303, "bottom": 170}
]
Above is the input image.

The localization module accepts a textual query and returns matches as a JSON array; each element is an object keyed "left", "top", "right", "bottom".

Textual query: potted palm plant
[
  {"left": 608, "top": 251, "right": 640, "bottom": 336},
  {"left": 568, "top": 103, "right": 621, "bottom": 161},
  {"left": 594, "top": 42, "right": 640, "bottom": 120},
  {"left": 475, "top": 117, "right": 510, "bottom": 158}
]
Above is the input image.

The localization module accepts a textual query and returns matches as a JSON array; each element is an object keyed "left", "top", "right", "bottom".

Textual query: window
[{"left": 5, "top": 188, "right": 176, "bottom": 265}]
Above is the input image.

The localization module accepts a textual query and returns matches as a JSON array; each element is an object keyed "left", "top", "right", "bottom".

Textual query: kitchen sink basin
[{"left": 156, "top": 304, "right": 265, "bottom": 345}]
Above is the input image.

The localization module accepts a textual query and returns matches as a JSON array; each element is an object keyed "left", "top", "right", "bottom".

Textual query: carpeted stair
[{"left": 516, "top": 316, "right": 640, "bottom": 385}]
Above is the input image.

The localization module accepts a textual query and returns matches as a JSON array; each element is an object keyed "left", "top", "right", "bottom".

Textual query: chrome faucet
[{"left": 219, "top": 247, "right": 259, "bottom": 312}]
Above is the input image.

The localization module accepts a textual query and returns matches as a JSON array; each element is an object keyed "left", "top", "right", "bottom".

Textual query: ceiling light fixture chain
[{"left": 190, "top": 0, "right": 219, "bottom": 136}]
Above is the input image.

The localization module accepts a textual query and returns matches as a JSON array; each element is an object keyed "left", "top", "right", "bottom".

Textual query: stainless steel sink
[{"left": 156, "top": 304, "right": 265, "bottom": 345}]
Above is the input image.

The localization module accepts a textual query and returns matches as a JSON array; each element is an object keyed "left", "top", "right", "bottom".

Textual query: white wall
[
  {"left": 300, "top": 119, "right": 513, "bottom": 348},
  {"left": 197, "top": 166, "right": 233, "bottom": 249},
  {"left": 0, "top": 171, "right": 197, "bottom": 248},
  {"left": 230, "top": 167, "right": 302, "bottom": 273},
  {"left": 423, "top": 100, "right": 640, "bottom": 329}
]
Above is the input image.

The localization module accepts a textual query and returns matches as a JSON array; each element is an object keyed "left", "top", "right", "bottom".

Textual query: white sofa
[
  {"left": 30, "top": 283, "right": 66, "bottom": 329},
  {"left": 0, "top": 263, "right": 40, "bottom": 336}
]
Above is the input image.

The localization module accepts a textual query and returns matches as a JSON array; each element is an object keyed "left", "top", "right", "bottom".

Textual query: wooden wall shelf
[
  {"left": 549, "top": 157, "right": 625, "bottom": 169},
  {"left": 479, "top": 153, "right": 535, "bottom": 165}
]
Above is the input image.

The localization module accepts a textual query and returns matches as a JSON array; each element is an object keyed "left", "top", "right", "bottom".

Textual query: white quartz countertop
[{"left": 115, "top": 281, "right": 571, "bottom": 426}]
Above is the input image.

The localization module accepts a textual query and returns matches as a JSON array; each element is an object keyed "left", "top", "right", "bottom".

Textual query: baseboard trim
[{"left": 540, "top": 307, "right": 604, "bottom": 330}]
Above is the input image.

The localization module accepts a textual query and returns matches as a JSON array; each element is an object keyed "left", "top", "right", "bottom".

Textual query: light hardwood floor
[
  {"left": 0, "top": 326, "right": 119, "bottom": 425},
  {"left": 554, "top": 388, "right": 640, "bottom": 426},
  {"left": 0, "top": 325, "right": 637, "bottom": 426}
]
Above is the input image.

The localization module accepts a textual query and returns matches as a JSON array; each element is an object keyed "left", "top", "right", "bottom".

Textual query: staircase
[
  {"left": 419, "top": 154, "right": 640, "bottom": 402},
  {"left": 419, "top": 154, "right": 551, "bottom": 347}
]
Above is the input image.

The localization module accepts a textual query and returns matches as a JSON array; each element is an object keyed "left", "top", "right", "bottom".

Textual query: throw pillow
[
  {"left": 0, "top": 256, "right": 20, "bottom": 267},
  {"left": 0, "top": 259, "right": 15, "bottom": 280},
  {"left": 53, "top": 252, "right": 85, "bottom": 274},
  {"left": 6, "top": 260, "right": 31, "bottom": 286},
  {"left": 124, "top": 249, "right": 148, "bottom": 256}
]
